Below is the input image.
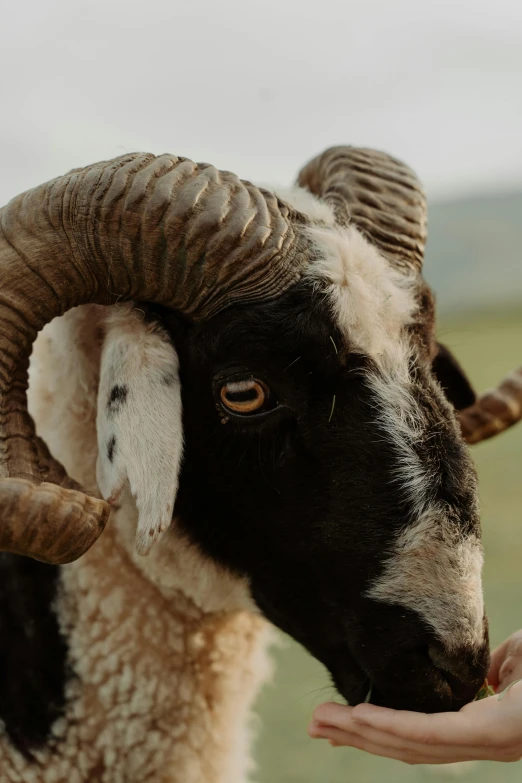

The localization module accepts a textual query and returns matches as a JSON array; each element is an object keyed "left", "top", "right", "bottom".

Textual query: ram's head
[{"left": 0, "top": 147, "right": 520, "bottom": 713}]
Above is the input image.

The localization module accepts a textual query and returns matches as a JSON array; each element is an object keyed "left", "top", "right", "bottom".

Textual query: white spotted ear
[{"left": 96, "top": 307, "right": 183, "bottom": 555}]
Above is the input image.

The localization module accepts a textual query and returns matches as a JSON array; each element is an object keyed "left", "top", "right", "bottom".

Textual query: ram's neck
[
  {"left": 0, "top": 308, "right": 273, "bottom": 783},
  {"left": 0, "top": 523, "right": 271, "bottom": 782}
]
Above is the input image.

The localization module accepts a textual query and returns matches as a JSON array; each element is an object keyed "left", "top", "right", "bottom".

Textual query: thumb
[
  {"left": 489, "top": 638, "right": 510, "bottom": 689},
  {"left": 490, "top": 632, "right": 522, "bottom": 691}
]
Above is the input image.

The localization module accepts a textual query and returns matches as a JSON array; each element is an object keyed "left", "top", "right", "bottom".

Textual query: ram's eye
[{"left": 219, "top": 379, "right": 270, "bottom": 415}]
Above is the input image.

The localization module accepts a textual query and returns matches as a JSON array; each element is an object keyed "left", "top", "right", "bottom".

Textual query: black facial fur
[
  {"left": 152, "top": 281, "right": 488, "bottom": 713},
  {"left": 0, "top": 555, "right": 68, "bottom": 757}
]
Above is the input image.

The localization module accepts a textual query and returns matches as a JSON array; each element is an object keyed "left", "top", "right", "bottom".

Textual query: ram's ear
[
  {"left": 431, "top": 342, "right": 477, "bottom": 411},
  {"left": 96, "top": 308, "right": 183, "bottom": 555}
]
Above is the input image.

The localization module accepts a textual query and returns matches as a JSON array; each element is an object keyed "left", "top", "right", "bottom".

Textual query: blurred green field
[{"left": 253, "top": 307, "right": 522, "bottom": 783}]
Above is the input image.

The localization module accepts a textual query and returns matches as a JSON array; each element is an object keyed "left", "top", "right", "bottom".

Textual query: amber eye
[{"left": 219, "top": 378, "right": 270, "bottom": 415}]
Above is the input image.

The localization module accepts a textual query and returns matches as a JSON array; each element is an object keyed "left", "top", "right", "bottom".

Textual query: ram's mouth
[
  {"left": 328, "top": 642, "right": 486, "bottom": 713},
  {"left": 328, "top": 653, "right": 372, "bottom": 707},
  {"left": 364, "top": 666, "right": 474, "bottom": 712},
  {"left": 339, "top": 678, "right": 372, "bottom": 707},
  {"left": 428, "top": 661, "right": 484, "bottom": 707},
  {"left": 426, "top": 645, "right": 487, "bottom": 706}
]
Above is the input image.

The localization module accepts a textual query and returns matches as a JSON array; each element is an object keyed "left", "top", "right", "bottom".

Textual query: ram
[{"left": 0, "top": 147, "right": 520, "bottom": 782}]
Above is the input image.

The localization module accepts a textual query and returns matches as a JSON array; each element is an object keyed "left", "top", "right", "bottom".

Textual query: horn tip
[{"left": 0, "top": 478, "right": 110, "bottom": 565}]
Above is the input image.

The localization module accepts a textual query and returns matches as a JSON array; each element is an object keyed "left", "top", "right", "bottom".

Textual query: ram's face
[{"left": 163, "top": 225, "right": 489, "bottom": 713}]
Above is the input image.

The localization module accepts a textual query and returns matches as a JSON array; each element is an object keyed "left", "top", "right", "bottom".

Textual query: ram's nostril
[
  {"left": 428, "top": 644, "right": 470, "bottom": 681},
  {"left": 427, "top": 642, "right": 487, "bottom": 702}
]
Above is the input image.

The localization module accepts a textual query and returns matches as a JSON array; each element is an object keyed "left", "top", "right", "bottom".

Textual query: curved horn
[
  {"left": 0, "top": 153, "right": 307, "bottom": 564},
  {"left": 459, "top": 366, "right": 522, "bottom": 444},
  {"left": 297, "top": 146, "right": 427, "bottom": 273}
]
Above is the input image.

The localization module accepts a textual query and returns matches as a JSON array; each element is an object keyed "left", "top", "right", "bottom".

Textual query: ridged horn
[
  {"left": 297, "top": 146, "right": 427, "bottom": 273},
  {"left": 459, "top": 367, "right": 522, "bottom": 444},
  {"left": 0, "top": 152, "right": 308, "bottom": 564}
]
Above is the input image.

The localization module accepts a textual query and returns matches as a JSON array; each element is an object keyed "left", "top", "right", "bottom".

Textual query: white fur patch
[
  {"left": 306, "top": 224, "right": 416, "bottom": 365},
  {"left": 96, "top": 307, "right": 183, "bottom": 555},
  {"left": 365, "top": 358, "right": 485, "bottom": 653},
  {"left": 306, "top": 221, "right": 432, "bottom": 513},
  {"left": 272, "top": 185, "right": 336, "bottom": 225},
  {"left": 366, "top": 510, "right": 485, "bottom": 652},
  {"left": 365, "top": 362, "right": 485, "bottom": 653},
  {"left": 367, "top": 367, "right": 433, "bottom": 519}
]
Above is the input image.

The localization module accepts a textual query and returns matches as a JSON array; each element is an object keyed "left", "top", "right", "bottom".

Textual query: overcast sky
[{"left": 1, "top": 0, "right": 521, "bottom": 205}]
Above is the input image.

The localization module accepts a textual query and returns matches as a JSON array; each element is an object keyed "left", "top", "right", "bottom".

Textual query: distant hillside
[{"left": 423, "top": 191, "right": 522, "bottom": 315}]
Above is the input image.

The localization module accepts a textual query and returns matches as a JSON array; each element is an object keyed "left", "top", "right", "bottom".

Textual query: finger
[
  {"left": 348, "top": 702, "right": 493, "bottom": 746},
  {"left": 310, "top": 724, "right": 497, "bottom": 764},
  {"left": 489, "top": 639, "right": 511, "bottom": 688},
  {"left": 496, "top": 678, "right": 522, "bottom": 711},
  {"left": 313, "top": 702, "right": 467, "bottom": 745},
  {"left": 309, "top": 726, "right": 462, "bottom": 765},
  {"left": 498, "top": 660, "right": 522, "bottom": 691},
  {"left": 312, "top": 702, "right": 356, "bottom": 731},
  {"left": 309, "top": 722, "right": 490, "bottom": 763}
]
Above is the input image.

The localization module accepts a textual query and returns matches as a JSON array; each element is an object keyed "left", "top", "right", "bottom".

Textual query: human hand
[
  {"left": 308, "top": 633, "right": 522, "bottom": 764},
  {"left": 489, "top": 630, "right": 522, "bottom": 692}
]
